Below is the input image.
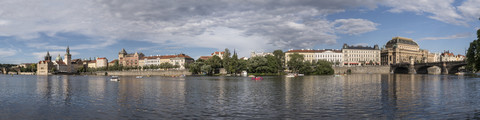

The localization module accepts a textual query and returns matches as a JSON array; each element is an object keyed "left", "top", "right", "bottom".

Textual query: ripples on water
[{"left": 1, "top": 74, "right": 480, "bottom": 119}]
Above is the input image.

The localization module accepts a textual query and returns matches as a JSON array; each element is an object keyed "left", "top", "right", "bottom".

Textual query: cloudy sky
[{"left": 0, "top": 0, "right": 479, "bottom": 64}]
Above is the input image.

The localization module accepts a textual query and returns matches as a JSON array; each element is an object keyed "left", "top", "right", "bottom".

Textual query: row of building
[
  {"left": 284, "top": 37, "right": 465, "bottom": 66},
  {"left": 37, "top": 47, "right": 195, "bottom": 75},
  {"left": 36, "top": 36, "right": 465, "bottom": 75}
]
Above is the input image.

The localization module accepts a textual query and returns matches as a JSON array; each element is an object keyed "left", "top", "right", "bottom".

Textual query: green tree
[
  {"left": 206, "top": 55, "right": 223, "bottom": 73},
  {"left": 312, "top": 60, "right": 334, "bottom": 75},
  {"left": 266, "top": 55, "right": 280, "bottom": 73},
  {"left": 298, "top": 61, "right": 313, "bottom": 74},
  {"left": 247, "top": 56, "right": 269, "bottom": 73},
  {"left": 287, "top": 53, "right": 304, "bottom": 73},
  {"left": 230, "top": 51, "right": 239, "bottom": 74},
  {"left": 222, "top": 48, "right": 232, "bottom": 73},
  {"left": 273, "top": 49, "right": 285, "bottom": 71},
  {"left": 187, "top": 59, "right": 205, "bottom": 74},
  {"left": 237, "top": 59, "right": 247, "bottom": 73},
  {"left": 201, "top": 65, "right": 213, "bottom": 75},
  {"left": 467, "top": 25, "right": 480, "bottom": 72}
]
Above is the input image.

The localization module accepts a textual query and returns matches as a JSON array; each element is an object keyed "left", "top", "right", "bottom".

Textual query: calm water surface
[{"left": 1, "top": 74, "right": 480, "bottom": 119}]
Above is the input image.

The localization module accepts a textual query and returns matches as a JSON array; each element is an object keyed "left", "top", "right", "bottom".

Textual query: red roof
[
  {"left": 97, "top": 57, "right": 107, "bottom": 60},
  {"left": 199, "top": 56, "right": 212, "bottom": 60},
  {"left": 109, "top": 59, "right": 118, "bottom": 64},
  {"left": 89, "top": 60, "right": 97, "bottom": 63},
  {"left": 211, "top": 51, "right": 225, "bottom": 55}
]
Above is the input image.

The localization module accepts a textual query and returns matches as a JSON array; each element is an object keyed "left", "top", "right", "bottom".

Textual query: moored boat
[
  {"left": 110, "top": 76, "right": 119, "bottom": 81},
  {"left": 286, "top": 73, "right": 295, "bottom": 77}
]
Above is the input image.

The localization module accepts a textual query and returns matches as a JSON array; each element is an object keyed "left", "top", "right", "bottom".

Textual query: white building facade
[
  {"left": 342, "top": 44, "right": 381, "bottom": 66},
  {"left": 314, "top": 50, "right": 343, "bottom": 65}
]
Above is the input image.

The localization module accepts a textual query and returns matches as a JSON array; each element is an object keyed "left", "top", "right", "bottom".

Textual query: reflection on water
[{"left": 1, "top": 74, "right": 480, "bottom": 119}]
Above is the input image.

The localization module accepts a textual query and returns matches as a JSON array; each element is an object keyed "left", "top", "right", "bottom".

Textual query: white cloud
[
  {"left": 0, "top": 20, "right": 9, "bottom": 26},
  {"left": 0, "top": 48, "right": 17, "bottom": 57},
  {"left": 458, "top": 0, "right": 480, "bottom": 22},
  {"left": 333, "top": 19, "right": 379, "bottom": 35},
  {"left": 382, "top": 0, "right": 478, "bottom": 26},
  {"left": 420, "top": 33, "right": 472, "bottom": 40},
  {"left": 0, "top": 0, "right": 382, "bottom": 57}
]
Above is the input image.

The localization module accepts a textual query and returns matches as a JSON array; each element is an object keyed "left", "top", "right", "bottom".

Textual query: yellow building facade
[{"left": 381, "top": 37, "right": 435, "bottom": 65}]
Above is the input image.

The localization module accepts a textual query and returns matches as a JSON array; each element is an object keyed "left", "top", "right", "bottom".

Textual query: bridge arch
[
  {"left": 392, "top": 67, "right": 409, "bottom": 74},
  {"left": 448, "top": 64, "right": 467, "bottom": 74},
  {"left": 416, "top": 66, "right": 433, "bottom": 74}
]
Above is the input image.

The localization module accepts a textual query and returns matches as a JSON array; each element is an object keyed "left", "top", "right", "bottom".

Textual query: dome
[
  {"left": 385, "top": 37, "right": 418, "bottom": 47},
  {"left": 56, "top": 54, "right": 63, "bottom": 61}
]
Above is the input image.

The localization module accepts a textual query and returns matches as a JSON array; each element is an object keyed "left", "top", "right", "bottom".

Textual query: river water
[{"left": 0, "top": 74, "right": 480, "bottom": 119}]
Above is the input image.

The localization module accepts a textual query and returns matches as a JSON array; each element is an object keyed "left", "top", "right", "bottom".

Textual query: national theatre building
[{"left": 381, "top": 37, "right": 435, "bottom": 65}]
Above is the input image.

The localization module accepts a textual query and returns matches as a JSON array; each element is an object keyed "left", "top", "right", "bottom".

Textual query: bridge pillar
[
  {"left": 408, "top": 65, "right": 416, "bottom": 74},
  {"left": 408, "top": 57, "right": 416, "bottom": 74},
  {"left": 441, "top": 62, "right": 448, "bottom": 74}
]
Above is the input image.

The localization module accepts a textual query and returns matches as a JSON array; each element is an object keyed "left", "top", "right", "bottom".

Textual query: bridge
[{"left": 390, "top": 61, "right": 466, "bottom": 74}]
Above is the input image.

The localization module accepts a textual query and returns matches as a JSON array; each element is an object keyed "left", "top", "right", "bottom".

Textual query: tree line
[
  {"left": 466, "top": 25, "right": 480, "bottom": 72},
  {"left": 187, "top": 48, "right": 334, "bottom": 75}
]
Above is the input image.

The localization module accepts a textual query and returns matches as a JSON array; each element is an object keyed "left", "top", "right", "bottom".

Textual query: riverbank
[
  {"left": 333, "top": 66, "right": 391, "bottom": 74},
  {"left": 85, "top": 70, "right": 192, "bottom": 76}
]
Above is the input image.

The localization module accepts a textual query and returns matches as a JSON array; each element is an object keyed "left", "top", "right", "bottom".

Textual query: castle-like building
[
  {"left": 37, "top": 46, "right": 81, "bottom": 75},
  {"left": 118, "top": 48, "right": 144, "bottom": 67}
]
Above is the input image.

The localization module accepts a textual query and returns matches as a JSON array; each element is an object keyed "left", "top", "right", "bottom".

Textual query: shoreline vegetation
[{"left": 186, "top": 49, "right": 334, "bottom": 76}]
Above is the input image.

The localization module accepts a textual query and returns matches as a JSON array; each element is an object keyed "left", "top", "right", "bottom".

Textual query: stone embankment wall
[
  {"left": 19, "top": 72, "right": 35, "bottom": 75},
  {"left": 333, "top": 66, "right": 391, "bottom": 74},
  {"left": 95, "top": 70, "right": 192, "bottom": 76}
]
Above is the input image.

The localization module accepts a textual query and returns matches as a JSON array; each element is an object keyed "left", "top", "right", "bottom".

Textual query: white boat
[
  {"left": 110, "top": 76, "right": 119, "bottom": 81},
  {"left": 136, "top": 76, "right": 143, "bottom": 78},
  {"left": 286, "top": 74, "right": 295, "bottom": 77},
  {"left": 297, "top": 74, "right": 304, "bottom": 76},
  {"left": 455, "top": 72, "right": 465, "bottom": 75}
]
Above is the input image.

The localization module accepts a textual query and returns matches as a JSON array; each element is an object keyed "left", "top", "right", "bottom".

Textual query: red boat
[{"left": 251, "top": 77, "right": 263, "bottom": 80}]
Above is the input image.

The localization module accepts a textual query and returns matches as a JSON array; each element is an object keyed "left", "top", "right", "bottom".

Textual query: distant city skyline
[{"left": 0, "top": 0, "right": 479, "bottom": 64}]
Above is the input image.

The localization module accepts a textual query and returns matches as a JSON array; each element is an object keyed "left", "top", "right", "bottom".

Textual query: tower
[
  {"left": 44, "top": 51, "right": 52, "bottom": 61},
  {"left": 64, "top": 46, "right": 72, "bottom": 72},
  {"left": 119, "top": 48, "right": 127, "bottom": 65},
  {"left": 64, "top": 46, "right": 71, "bottom": 65}
]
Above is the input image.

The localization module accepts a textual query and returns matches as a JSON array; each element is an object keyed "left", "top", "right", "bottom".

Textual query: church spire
[
  {"left": 66, "top": 46, "right": 70, "bottom": 55},
  {"left": 45, "top": 51, "right": 52, "bottom": 61}
]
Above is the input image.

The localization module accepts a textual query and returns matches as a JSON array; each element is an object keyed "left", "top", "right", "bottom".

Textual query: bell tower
[{"left": 64, "top": 46, "right": 72, "bottom": 72}]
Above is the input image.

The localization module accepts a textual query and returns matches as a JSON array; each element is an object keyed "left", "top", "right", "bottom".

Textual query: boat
[
  {"left": 251, "top": 76, "right": 263, "bottom": 80},
  {"left": 455, "top": 72, "right": 465, "bottom": 75},
  {"left": 248, "top": 75, "right": 255, "bottom": 77},
  {"left": 110, "top": 76, "right": 119, "bottom": 81},
  {"left": 136, "top": 76, "right": 143, "bottom": 79},
  {"left": 286, "top": 73, "right": 295, "bottom": 78},
  {"left": 179, "top": 74, "right": 186, "bottom": 77},
  {"left": 297, "top": 74, "right": 304, "bottom": 76},
  {"left": 241, "top": 71, "right": 248, "bottom": 77}
]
